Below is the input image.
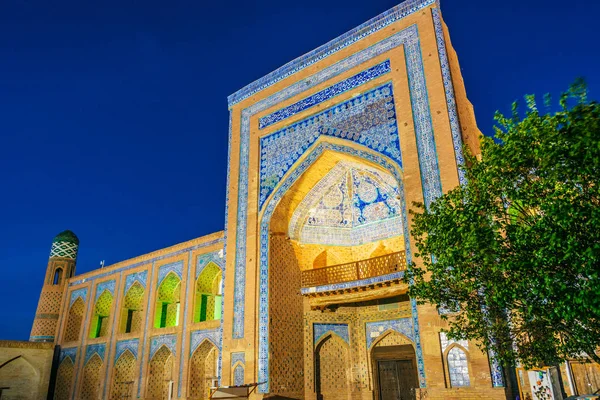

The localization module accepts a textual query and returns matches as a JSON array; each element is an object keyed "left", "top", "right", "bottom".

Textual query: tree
[{"left": 407, "top": 80, "right": 600, "bottom": 368}]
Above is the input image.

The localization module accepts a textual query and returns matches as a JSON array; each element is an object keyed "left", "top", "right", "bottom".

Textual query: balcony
[{"left": 301, "top": 251, "right": 407, "bottom": 291}]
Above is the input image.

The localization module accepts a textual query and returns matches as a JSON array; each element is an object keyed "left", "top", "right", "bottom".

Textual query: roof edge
[{"left": 227, "top": 0, "right": 438, "bottom": 107}]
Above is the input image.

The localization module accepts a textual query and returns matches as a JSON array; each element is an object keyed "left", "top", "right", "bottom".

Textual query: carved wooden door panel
[{"left": 378, "top": 360, "right": 417, "bottom": 400}]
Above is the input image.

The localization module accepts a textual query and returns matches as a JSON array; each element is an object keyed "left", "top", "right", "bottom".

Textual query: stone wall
[{"left": 0, "top": 340, "right": 54, "bottom": 400}]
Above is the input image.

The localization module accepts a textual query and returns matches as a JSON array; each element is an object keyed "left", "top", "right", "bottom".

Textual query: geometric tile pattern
[
  {"left": 156, "top": 261, "right": 183, "bottom": 288},
  {"left": 365, "top": 318, "right": 414, "bottom": 349},
  {"left": 288, "top": 160, "right": 403, "bottom": 246},
  {"left": 124, "top": 271, "right": 148, "bottom": 294},
  {"left": 69, "top": 288, "right": 87, "bottom": 307},
  {"left": 314, "top": 323, "right": 349, "bottom": 345},
  {"left": 432, "top": 7, "right": 466, "bottom": 185},
  {"left": 115, "top": 339, "right": 139, "bottom": 363},
  {"left": 60, "top": 347, "right": 78, "bottom": 364},
  {"left": 227, "top": 0, "right": 436, "bottom": 106},
  {"left": 50, "top": 241, "right": 79, "bottom": 259},
  {"left": 149, "top": 334, "right": 177, "bottom": 359},
  {"left": 447, "top": 346, "right": 470, "bottom": 387},
  {"left": 84, "top": 343, "right": 106, "bottom": 365},
  {"left": 95, "top": 280, "right": 116, "bottom": 298},
  {"left": 259, "top": 82, "right": 402, "bottom": 210},
  {"left": 439, "top": 332, "right": 469, "bottom": 352},
  {"left": 189, "top": 328, "right": 221, "bottom": 356},
  {"left": 231, "top": 352, "right": 245, "bottom": 366},
  {"left": 258, "top": 60, "right": 391, "bottom": 130},
  {"left": 196, "top": 251, "right": 225, "bottom": 279}
]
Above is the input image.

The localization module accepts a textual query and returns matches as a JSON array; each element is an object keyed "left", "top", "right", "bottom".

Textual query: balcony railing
[{"left": 301, "top": 251, "right": 407, "bottom": 288}]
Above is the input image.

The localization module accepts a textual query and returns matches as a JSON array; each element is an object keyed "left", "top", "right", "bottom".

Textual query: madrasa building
[{"left": 4, "top": 0, "right": 593, "bottom": 399}]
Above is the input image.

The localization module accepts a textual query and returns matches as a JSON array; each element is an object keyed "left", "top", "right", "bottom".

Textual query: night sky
[{"left": 1, "top": 0, "right": 597, "bottom": 340}]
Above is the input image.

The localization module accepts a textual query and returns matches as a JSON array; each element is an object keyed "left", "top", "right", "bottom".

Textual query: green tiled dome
[{"left": 53, "top": 230, "right": 79, "bottom": 245}]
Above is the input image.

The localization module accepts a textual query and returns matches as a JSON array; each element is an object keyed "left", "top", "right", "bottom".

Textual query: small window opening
[{"left": 53, "top": 268, "right": 63, "bottom": 285}]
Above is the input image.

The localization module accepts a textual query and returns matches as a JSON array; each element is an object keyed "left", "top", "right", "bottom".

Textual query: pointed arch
[
  {"left": 120, "top": 281, "right": 145, "bottom": 334},
  {"left": 64, "top": 297, "right": 85, "bottom": 342},
  {"left": 444, "top": 343, "right": 471, "bottom": 387},
  {"left": 146, "top": 345, "right": 174, "bottom": 399},
  {"left": 194, "top": 262, "right": 222, "bottom": 323},
  {"left": 89, "top": 289, "right": 113, "bottom": 339},
  {"left": 315, "top": 334, "right": 351, "bottom": 399},
  {"left": 0, "top": 356, "right": 40, "bottom": 400},
  {"left": 188, "top": 339, "right": 218, "bottom": 399},
  {"left": 79, "top": 353, "right": 103, "bottom": 400},
  {"left": 54, "top": 357, "right": 75, "bottom": 400},
  {"left": 110, "top": 349, "right": 137, "bottom": 399},
  {"left": 154, "top": 272, "right": 181, "bottom": 328},
  {"left": 370, "top": 329, "right": 414, "bottom": 350}
]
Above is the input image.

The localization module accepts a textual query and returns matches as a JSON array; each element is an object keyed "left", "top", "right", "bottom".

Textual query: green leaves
[{"left": 407, "top": 81, "right": 600, "bottom": 368}]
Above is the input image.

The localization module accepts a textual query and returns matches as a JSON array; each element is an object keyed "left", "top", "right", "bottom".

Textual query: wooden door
[{"left": 378, "top": 360, "right": 418, "bottom": 400}]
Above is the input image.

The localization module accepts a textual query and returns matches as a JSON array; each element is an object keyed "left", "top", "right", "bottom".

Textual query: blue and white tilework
[
  {"left": 69, "top": 288, "right": 87, "bottom": 307},
  {"left": 231, "top": 352, "right": 245, "bottom": 367},
  {"left": 488, "top": 347, "right": 505, "bottom": 387},
  {"left": 84, "top": 343, "right": 106, "bottom": 365},
  {"left": 196, "top": 251, "right": 225, "bottom": 279},
  {"left": 233, "top": 365, "right": 244, "bottom": 386},
  {"left": 259, "top": 82, "right": 401, "bottom": 210},
  {"left": 114, "top": 339, "right": 139, "bottom": 363},
  {"left": 156, "top": 261, "right": 183, "bottom": 288},
  {"left": 288, "top": 161, "right": 403, "bottom": 246},
  {"left": 314, "top": 323, "right": 349, "bottom": 345},
  {"left": 258, "top": 60, "right": 391, "bottom": 130},
  {"left": 439, "top": 332, "right": 469, "bottom": 352},
  {"left": 124, "top": 271, "right": 147, "bottom": 294},
  {"left": 431, "top": 7, "right": 466, "bottom": 185},
  {"left": 95, "top": 279, "right": 116, "bottom": 298},
  {"left": 301, "top": 270, "right": 406, "bottom": 295},
  {"left": 365, "top": 318, "right": 414, "bottom": 349},
  {"left": 448, "top": 346, "right": 470, "bottom": 387},
  {"left": 150, "top": 334, "right": 177, "bottom": 359},
  {"left": 189, "top": 328, "right": 221, "bottom": 356},
  {"left": 227, "top": 0, "right": 435, "bottom": 106},
  {"left": 60, "top": 347, "right": 77, "bottom": 364},
  {"left": 258, "top": 142, "right": 420, "bottom": 391}
]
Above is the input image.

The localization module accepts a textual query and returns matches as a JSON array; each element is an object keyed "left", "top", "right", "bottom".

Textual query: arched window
[
  {"left": 53, "top": 268, "right": 63, "bottom": 285},
  {"left": 154, "top": 273, "right": 181, "bottom": 328},
  {"left": 447, "top": 346, "right": 470, "bottom": 387},
  {"left": 120, "top": 282, "right": 145, "bottom": 334},
  {"left": 89, "top": 291, "right": 113, "bottom": 339},
  {"left": 80, "top": 354, "right": 103, "bottom": 400},
  {"left": 194, "top": 263, "right": 222, "bottom": 323},
  {"left": 110, "top": 350, "right": 136, "bottom": 399},
  {"left": 188, "top": 340, "right": 218, "bottom": 398},
  {"left": 146, "top": 346, "right": 173, "bottom": 399}
]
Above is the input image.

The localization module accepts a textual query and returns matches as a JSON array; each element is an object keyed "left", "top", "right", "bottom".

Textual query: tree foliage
[{"left": 407, "top": 80, "right": 600, "bottom": 368}]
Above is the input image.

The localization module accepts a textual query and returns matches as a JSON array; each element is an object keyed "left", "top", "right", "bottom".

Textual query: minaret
[{"left": 29, "top": 230, "right": 79, "bottom": 343}]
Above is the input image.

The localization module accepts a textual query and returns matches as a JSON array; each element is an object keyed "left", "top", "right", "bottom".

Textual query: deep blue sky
[{"left": 1, "top": 0, "right": 597, "bottom": 340}]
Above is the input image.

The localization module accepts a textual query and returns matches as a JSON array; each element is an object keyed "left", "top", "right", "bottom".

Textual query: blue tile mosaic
[
  {"left": 431, "top": 8, "right": 466, "bottom": 185},
  {"left": 114, "top": 339, "right": 139, "bottom": 364},
  {"left": 365, "top": 318, "right": 414, "bottom": 349},
  {"left": 258, "top": 60, "right": 391, "bottom": 129},
  {"left": 124, "top": 271, "right": 147, "bottom": 294},
  {"left": 227, "top": 0, "right": 435, "bottom": 106},
  {"left": 149, "top": 334, "right": 177, "bottom": 359},
  {"left": 259, "top": 82, "right": 402, "bottom": 210},
  {"left": 488, "top": 347, "right": 505, "bottom": 387},
  {"left": 84, "top": 343, "right": 106, "bottom": 365},
  {"left": 189, "top": 328, "right": 221, "bottom": 356},
  {"left": 233, "top": 365, "right": 244, "bottom": 386},
  {"left": 60, "top": 347, "right": 77, "bottom": 364},
  {"left": 69, "top": 288, "right": 87, "bottom": 307},
  {"left": 231, "top": 352, "right": 245, "bottom": 366},
  {"left": 179, "top": 250, "right": 194, "bottom": 398},
  {"left": 156, "top": 261, "right": 183, "bottom": 288},
  {"left": 314, "top": 323, "right": 349, "bottom": 345},
  {"left": 95, "top": 279, "right": 115, "bottom": 298},
  {"left": 196, "top": 251, "right": 225, "bottom": 279}
]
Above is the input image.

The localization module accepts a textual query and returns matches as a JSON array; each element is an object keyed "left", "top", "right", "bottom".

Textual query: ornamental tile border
[
  {"left": 431, "top": 8, "right": 466, "bottom": 185},
  {"left": 227, "top": 0, "right": 436, "bottom": 106},
  {"left": 301, "top": 270, "right": 405, "bottom": 295},
  {"left": 258, "top": 60, "right": 391, "bottom": 129},
  {"left": 178, "top": 250, "right": 194, "bottom": 397},
  {"left": 196, "top": 250, "right": 225, "bottom": 279},
  {"left": 149, "top": 334, "right": 177, "bottom": 359},
  {"left": 314, "top": 323, "right": 350, "bottom": 345},
  {"left": 439, "top": 332, "right": 469, "bottom": 352},
  {"left": 69, "top": 288, "right": 87, "bottom": 307},
  {"left": 365, "top": 318, "right": 414, "bottom": 349},
  {"left": 124, "top": 271, "right": 147, "bottom": 294},
  {"left": 488, "top": 347, "right": 505, "bottom": 387},
  {"left": 138, "top": 261, "right": 155, "bottom": 397},
  {"left": 231, "top": 352, "right": 245, "bottom": 366},
  {"left": 257, "top": 141, "right": 425, "bottom": 391},
  {"left": 95, "top": 279, "right": 116, "bottom": 298},
  {"left": 84, "top": 343, "right": 106, "bottom": 365},
  {"left": 59, "top": 347, "right": 77, "bottom": 364},
  {"left": 189, "top": 328, "right": 221, "bottom": 356},
  {"left": 156, "top": 261, "right": 184, "bottom": 288},
  {"left": 69, "top": 238, "right": 223, "bottom": 287},
  {"left": 114, "top": 339, "right": 139, "bottom": 363}
]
